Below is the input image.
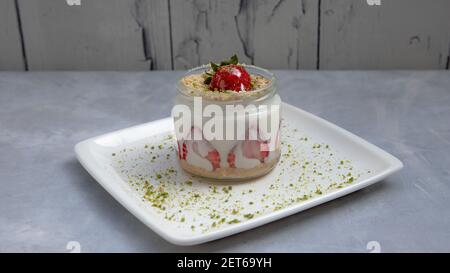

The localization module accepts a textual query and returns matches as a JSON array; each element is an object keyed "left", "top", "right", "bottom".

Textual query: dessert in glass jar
[{"left": 172, "top": 55, "right": 281, "bottom": 180}]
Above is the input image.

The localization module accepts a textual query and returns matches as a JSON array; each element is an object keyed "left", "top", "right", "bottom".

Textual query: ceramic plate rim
[{"left": 74, "top": 102, "right": 403, "bottom": 246}]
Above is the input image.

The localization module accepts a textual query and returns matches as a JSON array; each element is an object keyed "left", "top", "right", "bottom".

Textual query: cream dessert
[{"left": 173, "top": 55, "right": 281, "bottom": 180}]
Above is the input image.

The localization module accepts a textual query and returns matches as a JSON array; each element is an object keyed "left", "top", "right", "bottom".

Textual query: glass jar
[{"left": 172, "top": 64, "right": 282, "bottom": 180}]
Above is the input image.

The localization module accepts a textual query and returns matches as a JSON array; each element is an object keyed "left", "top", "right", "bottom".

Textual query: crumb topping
[{"left": 179, "top": 73, "right": 272, "bottom": 101}]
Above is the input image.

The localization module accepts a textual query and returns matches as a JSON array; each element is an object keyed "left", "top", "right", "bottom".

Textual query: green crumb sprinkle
[
  {"left": 244, "top": 214, "right": 254, "bottom": 219},
  {"left": 297, "top": 195, "right": 309, "bottom": 202},
  {"left": 222, "top": 186, "right": 232, "bottom": 193},
  {"left": 117, "top": 129, "right": 365, "bottom": 234}
]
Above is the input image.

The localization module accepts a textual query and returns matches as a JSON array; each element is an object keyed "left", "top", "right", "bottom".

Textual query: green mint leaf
[
  {"left": 204, "top": 77, "right": 212, "bottom": 84},
  {"left": 230, "top": 54, "right": 238, "bottom": 65},
  {"left": 210, "top": 55, "right": 239, "bottom": 71},
  {"left": 210, "top": 62, "right": 219, "bottom": 72},
  {"left": 219, "top": 54, "right": 238, "bottom": 66}
]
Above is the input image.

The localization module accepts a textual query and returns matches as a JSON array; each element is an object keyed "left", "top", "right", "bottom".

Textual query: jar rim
[{"left": 176, "top": 64, "right": 277, "bottom": 104}]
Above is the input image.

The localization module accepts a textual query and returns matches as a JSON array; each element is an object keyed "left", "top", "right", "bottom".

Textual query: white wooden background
[{"left": 1, "top": 0, "right": 449, "bottom": 70}]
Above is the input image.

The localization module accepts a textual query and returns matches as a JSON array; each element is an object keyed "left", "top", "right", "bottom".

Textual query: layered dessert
[{"left": 173, "top": 55, "right": 282, "bottom": 180}]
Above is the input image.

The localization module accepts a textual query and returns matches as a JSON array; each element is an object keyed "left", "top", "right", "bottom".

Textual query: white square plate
[{"left": 75, "top": 103, "right": 402, "bottom": 246}]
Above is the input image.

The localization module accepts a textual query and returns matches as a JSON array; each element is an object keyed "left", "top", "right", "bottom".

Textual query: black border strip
[{"left": 0, "top": 253, "right": 448, "bottom": 272}]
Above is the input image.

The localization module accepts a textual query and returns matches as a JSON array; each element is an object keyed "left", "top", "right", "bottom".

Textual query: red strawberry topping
[
  {"left": 203, "top": 55, "right": 252, "bottom": 92},
  {"left": 210, "top": 64, "right": 251, "bottom": 92}
]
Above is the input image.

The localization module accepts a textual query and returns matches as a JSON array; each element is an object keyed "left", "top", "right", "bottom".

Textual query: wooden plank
[
  {"left": 0, "top": 0, "right": 25, "bottom": 70},
  {"left": 170, "top": 0, "right": 318, "bottom": 70},
  {"left": 133, "top": 0, "right": 173, "bottom": 70},
  {"left": 320, "top": 0, "right": 450, "bottom": 69},
  {"left": 17, "top": 0, "right": 171, "bottom": 70}
]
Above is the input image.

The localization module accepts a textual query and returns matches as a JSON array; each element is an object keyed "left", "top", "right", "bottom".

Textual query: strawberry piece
[
  {"left": 241, "top": 126, "right": 270, "bottom": 162},
  {"left": 188, "top": 126, "right": 221, "bottom": 170},
  {"left": 227, "top": 150, "right": 236, "bottom": 168},
  {"left": 177, "top": 142, "right": 182, "bottom": 159},
  {"left": 210, "top": 65, "right": 251, "bottom": 92},
  {"left": 260, "top": 141, "right": 269, "bottom": 158},
  {"left": 177, "top": 142, "right": 188, "bottom": 160},
  {"left": 242, "top": 140, "right": 270, "bottom": 162},
  {"left": 182, "top": 143, "right": 187, "bottom": 160},
  {"left": 206, "top": 150, "right": 221, "bottom": 170}
]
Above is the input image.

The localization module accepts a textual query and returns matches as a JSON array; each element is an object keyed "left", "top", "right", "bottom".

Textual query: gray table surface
[{"left": 1, "top": 70, "right": 449, "bottom": 253}]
